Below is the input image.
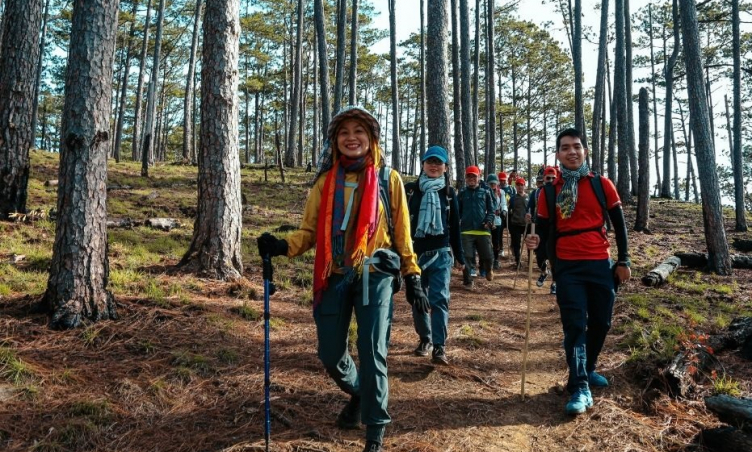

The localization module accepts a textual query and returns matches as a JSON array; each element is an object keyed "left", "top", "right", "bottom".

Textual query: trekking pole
[
  {"left": 521, "top": 223, "right": 536, "bottom": 400},
  {"left": 262, "top": 254, "right": 276, "bottom": 452}
]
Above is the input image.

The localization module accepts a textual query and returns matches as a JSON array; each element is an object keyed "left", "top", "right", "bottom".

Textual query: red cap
[
  {"left": 498, "top": 171, "right": 507, "bottom": 180},
  {"left": 465, "top": 165, "right": 481, "bottom": 176},
  {"left": 515, "top": 177, "right": 526, "bottom": 186},
  {"left": 544, "top": 166, "right": 558, "bottom": 177}
]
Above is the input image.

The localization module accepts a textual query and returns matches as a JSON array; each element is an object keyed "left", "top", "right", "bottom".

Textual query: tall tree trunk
[
  {"left": 388, "top": 0, "right": 400, "bottom": 172},
  {"left": 472, "top": 0, "right": 480, "bottom": 165},
  {"left": 451, "top": 0, "right": 464, "bottom": 176},
  {"left": 113, "top": 0, "right": 140, "bottom": 164},
  {"left": 635, "top": 87, "right": 650, "bottom": 232},
  {"left": 661, "top": 0, "right": 679, "bottom": 198},
  {"left": 614, "top": 0, "right": 631, "bottom": 202},
  {"left": 314, "top": 0, "right": 331, "bottom": 134},
  {"left": 312, "top": 33, "right": 318, "bottom": 165},
  {"left": 625, "top": 0, "right": 637, "bottom": 194},
  {"left": 590, "top": 0, "right": 609, "bottom": 174},
  {"left": 512, "top": 67, "right": 518, "bottom": 168},
  {"left": 485, "top": 0, "right": 496, "bottom": 176},
  {"left": 573, "top": 0, "right": 586, "bottom": 148},
  {"left": 648, "top": 4, "right": 662, "bottom": 191},
  {"left": 731, "top": 0, "right": 747, "bottom": 231},
  {"left": 420, "top": 0, "right": 426, "bottom": 159},
  {"left": 0, "top": 0, "right": 44, "bottom": 219},
  {"left": 606, "top": 54, "right": 616, "bottom": 182},
  {"left": 285, "top": 0, "right": 303, "bottom": 168},
  {"left": 180, "top": 0, "right": 243, "bottom": 280},
  {"left": 183, "top": 0, "right": 203, "bottom": 162},
  {"left": 678, "top": 0, "right": 731, "bottom": 275},
  {"left": 427, "top": 0, "right": 451, "bottom": 177},
  {"left": 30, "top": 0, "right": 51, "bottom": 152},
  {"left": 132, "top": 0, "right": 152, "bottom": 161},
  {"left": 141, "top": 0, "right": 165, "bottom": 177},
  {"left": 348, "top": 0, "right": 358, "bottom": 105},
  {"left": 460, "top": 0, "right": 472, "bottom": 170},
  {"left": 333, "top": 0, "right": 346, "bottom": 114},
  {"left": 44, "top": 0, "right": 120, "bottom": 329}
]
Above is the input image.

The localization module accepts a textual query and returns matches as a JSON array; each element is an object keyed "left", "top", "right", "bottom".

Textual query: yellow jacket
[{"left": 286, "top": 168, "right": 420, "bottom": 276}]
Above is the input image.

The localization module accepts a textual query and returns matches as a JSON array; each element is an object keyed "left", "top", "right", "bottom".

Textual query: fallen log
[
  {"left": 674, "top": 252, "right": 752, "bottom": 269},
  {"left": 699, "top": 427, "right": 752, "bottom": 452},
  {"left": 107, "top": 218, "right": 140, "bottom": 229},
  {"left": 44, "top": 180, "right": 58, "bottom": 187},
  {"left": 663, "top": 348, "right": 714, "bottom": 398},
  {"left": 705, "top": 395, "right": 752, "bottom": 432},
  {"left": 642, "top": 256, "right": 682, "bottom": 287},
  {"left": 707, "top": 317, "right": 752, "bottom": 358},
  {"left": 732, "top": 238, "right": 752, "bottom": 253},
  {"left": 145, "top": 218, "right": 180, "bottom": 231}
]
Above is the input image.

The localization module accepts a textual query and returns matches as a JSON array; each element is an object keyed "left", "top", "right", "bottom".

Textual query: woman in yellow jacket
[{"left": 258, "top": 106, "right": 428, "bottom": 452}]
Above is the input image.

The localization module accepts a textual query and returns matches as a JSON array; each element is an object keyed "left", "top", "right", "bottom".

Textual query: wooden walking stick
[
  {"left": 512, "top": 224, "right": 530, "bottom": 289},
  {"left": 521, "top": 223, "right": 536, "bottom": 400}
]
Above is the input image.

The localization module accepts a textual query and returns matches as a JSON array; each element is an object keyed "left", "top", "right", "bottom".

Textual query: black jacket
[{"left": 404, "top": 181, "right": 465, "bottom": 266}]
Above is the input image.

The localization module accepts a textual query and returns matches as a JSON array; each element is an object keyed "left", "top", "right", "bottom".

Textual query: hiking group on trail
[{"left": 258, "top": 107, "right": 631, "bottom": 452}]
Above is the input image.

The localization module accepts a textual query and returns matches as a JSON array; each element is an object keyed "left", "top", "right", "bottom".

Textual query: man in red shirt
[{"left": 525, "top": 128, "right": 631, "bottom": 415}]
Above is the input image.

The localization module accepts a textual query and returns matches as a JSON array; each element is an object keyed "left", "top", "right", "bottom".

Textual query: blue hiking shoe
[
  {"left": 588, "top": 371, "right": 609, "bottom": 387},
  {"left": 565, "top": 388, "right": 593, "bottom": 415}
]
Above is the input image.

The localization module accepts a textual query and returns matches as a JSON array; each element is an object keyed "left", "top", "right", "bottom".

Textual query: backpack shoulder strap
[
  {"left": 590, "top": 172, "right": 612, "bottom": 232},
  {"left": 379, "top": 166, "right": 394, "bottom": 240},
  {"left": 544, "top": 183, "right": 556, "bottom": 229}
]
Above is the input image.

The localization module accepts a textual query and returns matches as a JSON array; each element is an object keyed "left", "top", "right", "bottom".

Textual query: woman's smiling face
[{"left": 336, "top": 119, "right": 370, "bottom": 159}]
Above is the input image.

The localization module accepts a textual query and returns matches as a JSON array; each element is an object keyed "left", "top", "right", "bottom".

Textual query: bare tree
[
  {"left": 348, "top": 0, "right": 359, "bottom": 105},
  {"left": 648, "top": 4, "right": 661, "bottom": 190},
  {"left": 661, "top": 0, "right": 679, "bottom": 198},
  {"left": 485, "top": 0, "right": 496, "bottom": 175},
  {"left": 0, "top": 0, "right": 44, "bottom": 219},
  {"left": 460, "top": 0, "right": 472, "bottom": 169},
  {"left": 314, "top": 0, "right": 331, "bottom": 135},
  {"left": 625, "top": 0, "right": 637, "bottom": 194},
  {"left": 333, "top": 0, "right": 346, "bottom": 113},
  {"left": 678, "top": 0, "right": 731, "bottom": 275},
  {"left": 183, "top": 0, "right": 203, "bottom": 162},
  {"left": 180, "top": 0, "right": 243, "bottom": 279},
  {"left": 30, "top": 0, "right": 51, "bottom": 152},
  {"left": 44, "top": 0, "right": 120, "bottom": 329},
  {"left": 388, "top": 0, "right": 400, "bottom": 171},
  {"left": 427, "top": 0, "right": 451, "bottom": 174},
  {"left": 731, "top": 0, "right": 747, "bottom": 231},
  {"left": 141, "top": 0, "right": 165, "bottom": 177},
  {"left": 420, "top": 0, "right": 426, "bottom": 159},
  {"left": 573, "top": 0, "right": 586, "bottom": 148},
  {"left": 113, "top": 0, "right": 140, "bottom": 164},
  {"left": 635, "top": 87, "right": 650, "bottom": 232},
  {"left": 451, "top": 0, "right": 464, "bottom": 177},
  {"left": 590, "top": 0, "right": 609, "bottom": 174},
  {"left": 285, "top": 0, "right": 303, "bottom": 168},
  {"left": 614, "top": 0, "right": 631, "bottom": 202},
  {"left": 132, "top": 0, "right": 152, "bottom": 161}
]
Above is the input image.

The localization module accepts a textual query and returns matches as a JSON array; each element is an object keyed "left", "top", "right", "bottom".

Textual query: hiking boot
[
  {"left": 485, "top": 269, "right": 494, "bottom": 281},
  {"left": 336, "top": 395, "right": 361, "bottom": 429},
  {"left": 470, "top": 269, "right": 478, "bottom": 277},
  {"left": 565, "top": 388, "right": 593, "bottom": 415},
  {"left": 432, "top": 345, "right": 449, "bottom": 365},
  {"left": 479, "top": 269, "right": 487, "bottom": 278},
  {"left": 413, "top": 340, "right": 433, "bottom": 357},
  {"left": 550, "top": 283, "right": 557, "bottom": 295},
  {"left": 588, "top": 371, "right": 609, "bottom": 388},
  {"left": 493, "top": 259, "right": 501, "bottom": 270},
  {"left": 463, "top": 281, "right": 475, "bottom": 290},
  {"left": 362, "top": 441, "right": 383, "bottom": 452},
  {"left": 536, "top": 271, "right": 548, "bottom": 287}
]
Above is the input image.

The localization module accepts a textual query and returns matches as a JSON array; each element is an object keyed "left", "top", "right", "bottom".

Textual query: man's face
[
  {"left": 465, "top": 174, "right": 479, "bottom": 188},
  {"left": 499, "top": 179, "right": 508, "bottom": 188},
  {"left": 557, "top": 136, "right": 588, "bottom": 170},
  {"left": 515, "top": 183, "right": 525, "bottom": 194},
  {"left": 544, "top": 174, "right": 556, "bottom": 184}
]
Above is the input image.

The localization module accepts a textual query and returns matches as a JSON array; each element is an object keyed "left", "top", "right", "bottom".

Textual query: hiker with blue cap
[
  {"left": 257, "top": 106, "right": 429, "bottom": 452},
  {"left": 404, "top": 145, "right": 465, "bottom": 365}
]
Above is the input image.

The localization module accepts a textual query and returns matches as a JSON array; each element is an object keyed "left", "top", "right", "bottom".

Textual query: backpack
[
  {"left": 405, "top": 173, "right": 454, "bottom": 225},
  {"left": 378, "top": 165, "right": 403, "bottom": 292},
  {"left": 543, "top": 173, "right": 611, "bottom": 277}
]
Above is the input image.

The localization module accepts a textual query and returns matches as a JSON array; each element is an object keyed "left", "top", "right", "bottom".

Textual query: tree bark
[
  {"left": 459, "top": 0, "right": 472, "bottom": 171},
  {"left": 427, "top": 0, "right": 451, "bottom": 176},
  {"left": 141, "top": 0, "right": 165, "bottom": 177},
  {"left": 348, "top": 0, "right": 358, "bottom": 105},
  {"left": 648, "top": 4, "right": 662, "bottom": 192},
  {"left": 388, "top": 0, "right": 400, "bottom": 172},
  {"left": 44, "top": 0, "right": 120, "bottom": 329},
  {"left": 183, "top": 0, "right": 203, "bottom": 162},
  {"left": 451, "top": 0, "right": 464, "bottom": 179},
  {"left": 333, "top": 0, "right": 346, "bottom": 114},
  {"left": 731, "top": 0, "right": 747, "bottom": 231},
  {"left": 314, "top": 0, "right": 331, "bottom": 135},
  {"left": 705, "top": 395, "right": 752, "bottom": 431},
  {"left": 635, "top": 87, "right": 650, "bottom": 232},
  {"left": 420, "top": 0, "right": 426, "bottom": 159},
  {"left": 625, "top": 0, "right": 637, "bottom": 195},
  {"left": 113, "top": 0, "right": 140, "bottom": 164},
  {"left": 472, "top": 0, "right": 479, "bottom": 166},
  {"left": 661, "top": 0, "right": 679, "bottom": 198},
  {"left": 30, "top": 0, "right": 51, "bottom": 153},
  {"left": 0, "top": 0, "right": 44, "bottom": 219},
  {"left": 674, "top": 253, "right": 751, "bottom": 270},
  {"left": 285, "top": 0, "right": 303, "bottom": 168},
  {"left": 132, "top": 0, "right": 153, "bottom": 161},
  {"left": 485, "top": 0, "right": 496, "bottom": 176},
  {"left": 678, "top": 0, "right": 732, "bottom": 276},
  {"left": 614, "top": 0, "right": 631, "bottom": 202},
  {"left": 180, "top": 0, "right": 243, "bottom": 280},
  {"left": 641, "top": 256, "right": 681, "bottom": 287},
  {"left": 573, "top": 0, "right": 586, "bottom": 148},
  {"left": 590, "top": 0, "right": 609, "bottom": 174}
]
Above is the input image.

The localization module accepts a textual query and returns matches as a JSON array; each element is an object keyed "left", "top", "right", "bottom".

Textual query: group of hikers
[{"left": 257, "top": 106, "right": 632, "bottom": 452}]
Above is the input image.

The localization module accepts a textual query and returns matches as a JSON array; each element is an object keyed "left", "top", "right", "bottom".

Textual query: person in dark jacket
[
  {"left": 508, "top": 177, "right": 529, "bottom": 267},
  {"left": 458, "top": 165, "right": 495, "bottom": 287},
  {"left": 404, "top": 146, "right": 465, "bottom": 365}
]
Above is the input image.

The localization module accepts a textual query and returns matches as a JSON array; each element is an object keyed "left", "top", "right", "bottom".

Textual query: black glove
[
  {"left": 405, "top": 274, "right": 430, "bottom": 314},
  {"left": 257, "top": 232, "right": 288, "bottom": 258}
]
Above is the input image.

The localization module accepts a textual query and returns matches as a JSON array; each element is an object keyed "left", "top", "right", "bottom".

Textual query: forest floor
[{"left": 1, "top": 151, "right": 752, "bottom": 452}]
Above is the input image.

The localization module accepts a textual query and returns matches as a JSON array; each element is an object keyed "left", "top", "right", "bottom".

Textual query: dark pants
[
  {"left": 535, "top": 242, "right": 548, "bottom": 273},
  {"left": 509, "top": 224, "right": 527, "bottom": 265},
  {"left": 555, "top": 259, "right": 615, "bottom": 393},
  {"left": 314, "top": 272, "right": 393, "bottom": 427},
  {"left": 461, "top": 234, "right": 493, "bottom": 283},
  {"left": 491, "top": 225, "right": 502, "bottom": 260}
]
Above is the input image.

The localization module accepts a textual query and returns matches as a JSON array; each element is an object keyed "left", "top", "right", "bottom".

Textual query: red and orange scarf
[{"left": 312, "top": 155, "right": 379, "bottom": 310}]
